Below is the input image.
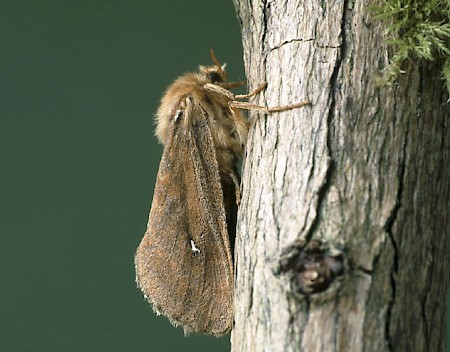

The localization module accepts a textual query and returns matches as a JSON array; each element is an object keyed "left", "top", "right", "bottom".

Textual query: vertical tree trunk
[{"left": 231, "top": 1, "right": 450, "bottom": 351}]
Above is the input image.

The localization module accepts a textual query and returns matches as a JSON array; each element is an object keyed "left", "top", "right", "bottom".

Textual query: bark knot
[{"left": 280, "top": 240, "right": 344, "bottom": 295}]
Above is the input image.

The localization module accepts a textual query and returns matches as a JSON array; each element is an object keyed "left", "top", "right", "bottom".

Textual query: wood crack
[
  {"left": 269, "top": 38, "right": 315, "bottom": 51},
  {"left": 383, "top": 116, "right": 409, "bottom": 350}
]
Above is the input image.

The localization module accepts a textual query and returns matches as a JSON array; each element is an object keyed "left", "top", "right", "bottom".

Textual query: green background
[{"left": 1, "top": 1, "right": 244, "bottom": 351}]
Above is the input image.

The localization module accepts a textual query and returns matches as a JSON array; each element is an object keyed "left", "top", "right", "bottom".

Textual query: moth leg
[
  {"left": 229, "top": 101, "right": 268, "bottom": 112},
  {"left": 266, "top": 100, "right": 311, "bottom": 112},
  {"left": 227, "top": 104, "right": 249, "bottom": 146},
  {"left": 230, "top": 100, "right": 311, "bottom": 113},
  {"left": 234, "top": 82, "right": 267, "bottom": 99},
  {"left": 233, "top": 82, "right": 311, "bottom": 112},
  {"left": 203, "top": 83, "right": 235, "bottom": 100}
]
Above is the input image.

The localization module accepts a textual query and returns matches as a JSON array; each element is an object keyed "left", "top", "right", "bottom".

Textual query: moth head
[
  {"left": 199, "top": 65, "right": 227, "bottom": 84},
  {"left": 198, "top": 49, "right": 228, "bottom": 84}
]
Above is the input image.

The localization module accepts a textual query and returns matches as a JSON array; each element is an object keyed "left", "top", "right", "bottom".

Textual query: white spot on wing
[{"left": 190, "top": 240, "right": 201, "bottom": 256}]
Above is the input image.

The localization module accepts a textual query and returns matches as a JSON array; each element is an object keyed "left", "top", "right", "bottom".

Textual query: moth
[{"left": 135, "top": 51, "right": 310, "bottom": 335}]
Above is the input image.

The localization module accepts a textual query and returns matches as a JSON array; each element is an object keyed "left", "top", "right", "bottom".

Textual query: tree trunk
[{"left": 231, "top": 1, "right": 450, "bottom": 351}]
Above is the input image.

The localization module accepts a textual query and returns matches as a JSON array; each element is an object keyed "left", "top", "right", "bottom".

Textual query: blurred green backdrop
[{"left": 0, "top": 1, "right": 244, "bottom": 351}]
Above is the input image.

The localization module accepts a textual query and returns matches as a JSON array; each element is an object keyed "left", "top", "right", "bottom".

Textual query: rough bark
[{"left": 231, "top": 1, "right": 450, "bottom": 351}]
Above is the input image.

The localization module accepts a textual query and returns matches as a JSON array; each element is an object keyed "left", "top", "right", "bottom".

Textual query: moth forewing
[{"left": 135, "top": 95, "right": 235, "bottom": 335}]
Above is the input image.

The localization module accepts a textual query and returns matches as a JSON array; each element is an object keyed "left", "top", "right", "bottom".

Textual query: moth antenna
[{"left": 210, "top": 49, "right": 225, "bottom": 76}]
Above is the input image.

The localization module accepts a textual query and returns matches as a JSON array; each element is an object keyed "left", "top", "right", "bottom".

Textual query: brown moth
[{"left": 135, "top": 51, "right": 310, "bottom": 335}]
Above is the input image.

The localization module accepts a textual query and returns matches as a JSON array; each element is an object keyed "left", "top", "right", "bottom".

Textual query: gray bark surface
[{"left": 231, "top": 1, "right": 450, "bottom": 351}]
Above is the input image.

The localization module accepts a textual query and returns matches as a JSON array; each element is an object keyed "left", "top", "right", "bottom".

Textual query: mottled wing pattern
[{"left": 135, "top": 98, "right": 234, "bottom": 335}]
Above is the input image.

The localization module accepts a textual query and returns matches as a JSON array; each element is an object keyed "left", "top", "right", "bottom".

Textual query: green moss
[{"left": 371, "top": 0, "right": 450, "bottom": 95}]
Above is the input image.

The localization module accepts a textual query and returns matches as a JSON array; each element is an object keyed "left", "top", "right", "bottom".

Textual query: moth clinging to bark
[{"left": 135, "top": 50, "right": 310, "bottom": 335}]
